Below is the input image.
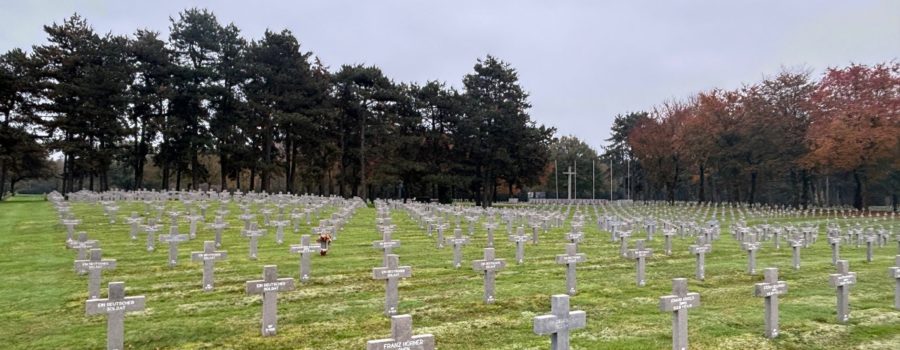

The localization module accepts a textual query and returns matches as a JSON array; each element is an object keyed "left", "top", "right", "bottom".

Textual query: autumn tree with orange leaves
[{"left": 803, "top": 63, "right": 900, "bottom": 209}]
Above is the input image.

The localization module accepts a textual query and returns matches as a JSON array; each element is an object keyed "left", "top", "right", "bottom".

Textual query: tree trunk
[
  {"left": 219, "top": 154, "right": 227, "bottom": 191},
  {"left": 698, "top": 164, "right": 706, "bottom": 203},
  {"left": 249, "top": 167, "right": 256, "bottom": 192},
  {"left": 853, "top": 170, "right": 867, "bottom": 210},
  {"left": 359, "top": 114, "right": 367, "bottom": 201},
  {"left": 0, "top": 159, "right": 7, "bottom": 201},
  {"left": 749, "top": 171, "right": 758, "bottom": 205},
  {"left": 191, "top": 152, "right": 200, "bottom": 190},
  {"left": 176, "top": 169, "right": 182, "bottom": 191}
]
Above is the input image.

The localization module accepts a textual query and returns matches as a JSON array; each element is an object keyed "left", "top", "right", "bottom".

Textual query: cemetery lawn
[{"left": 1, "top": 195, "right": 899, "bottom": 349}]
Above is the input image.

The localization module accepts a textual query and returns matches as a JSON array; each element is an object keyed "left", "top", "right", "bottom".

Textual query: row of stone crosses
[{"left": 49, "top": 190, "right": 900, "bottom": 350}]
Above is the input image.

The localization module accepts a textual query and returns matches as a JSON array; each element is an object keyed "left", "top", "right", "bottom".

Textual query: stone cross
[
  {"left": 243, "top": 224, "right": 266, "bottom": 260},
  {"left": 373, "top": 226, "right": 401, "bottom": 266},
  {"left": 447, "top": 228, "right": 470, "bottom": 268},
  {"left": 207, "top": 216, "right": 228, "bottom": 248},
  {"left": 789, "top": 237, "right": 804, "bottom": 270},
  {"left": 484, "top": 222, "right": 497, "bottom": 247},
  {"left": 435, "top": 224, "right": 447, "bottom": 249},
  {"left": 890, "top": 255, "right": 900, "bottom": 310},
  {"left": 85, "top": 281, "right": 146, "bottom": 350},
  {"left": 69, "top": 232, "right": 99, "bottom": 261},
  {"left": 271, "top": 220, "right": 289, "bottom": 244},
  {"left": 662, "top": 228, "right": 675, "bottom": 256},
  {"left": 533, "top": 294, "right": 586, "bottom": 350},
  {"left": 125, "top": 214, "right": 142, "bottom": 240},
  {"left": 617, "top": 229, "right": 632, "bottom": 257},
  {"left": 659, "top": 278, "right": 701, "bottom": 350},
  {"left": 531, "top": 223, "right": 541, "bottom": 244},
  {"left": 509, "top": 228, "right": 530, "bottom": 264},
  {"left": 556, "top": 243, "right": 586, "bottom": 295},
  {"left": 62, "top": 218, "right": 80, "bottom": 244},
  {"left": 289, "top": 235, "right": 317, "bottom": 282},
  {"left": 472, "top": 248, "right": 506, "bottom": 303},
  {"left": 627, "top": 239, "right": 652, "bottom": 286},
  {"left": 565, "top": 230, "right": 584, "bottom": 246},
  {"left": 158, "top": 229, "right": 189, "bottom": 267},
  {"left": 372, "top": 254, "right": 412, "bottom": 316},
  {"left": 190, "top": 241, "right": 227, "bottom": 291},
  {"left": 828, "top": 235, "right": 842, "bottom": 265},
  {"left": 688, "top": 238, "right": 711, "bottom": 281},
  {"left": 865, "top": 234, "right": 876, "bottom": 263},
  {"left": 245, "top": 265, "right": 295, "bottom": 336},
  {"left": 828, "top": 260, "right": 857, "bottom": 323},
  {"left": 366, "top": 314, "right": 435, "bottom": 350},
  {"left": 741, "top": 233, "right": 761, "bottom": 275},
  {"left": 186, "top": 214, "right": 202, "bottom": 239},
  {"left": 142, "top": 222, "right": 161, "bottom": 252},
  {"left": 74, "top": 248, "right": 116, "bottom": 299},
  {"left": 754, "top": 268, "right": 788, "bottom": 338}
]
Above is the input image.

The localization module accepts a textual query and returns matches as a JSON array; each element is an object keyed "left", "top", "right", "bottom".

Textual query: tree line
[
  {"left": 603, "top": 66, "right": 899, "bottom": 210},
  {"left": 0, "top": 9, "right": 554, "bottom": 206}
]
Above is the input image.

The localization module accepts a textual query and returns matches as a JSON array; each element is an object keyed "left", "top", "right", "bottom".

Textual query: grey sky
[{"left": 2, "top": 1, "right": 898, "bottom": 149}]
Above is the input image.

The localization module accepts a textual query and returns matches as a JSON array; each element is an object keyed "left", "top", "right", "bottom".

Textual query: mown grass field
[{"left": 1, "top": 194, "right": 899, "bottom": 349}]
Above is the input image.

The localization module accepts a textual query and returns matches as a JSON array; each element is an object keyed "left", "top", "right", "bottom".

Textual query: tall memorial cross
[
  {"left": 245, "top": 265, "right": 295, "bottom": 336},
  {"left": 659, "top": 278, "right": 701, "bottom": 350},
  {"left": 373, "top": 226, "right": 401, "bottom": 266},
  {"left": 366, "top": 314, "right": 435, "bottom": 350},
  {"left": 533, "top": 294, "right": 586, "bottom": 350},
  {"left": 741, "top": 233, "right": 761, "bottom": 275},
  {"left": 85, "top": 282, "right": 146, "bottom": 350},
  {"left": 289, "top": 235, "right": 318, "bottom": 282},
  {"left": 472, "top": 248, "right": 506, "bottom": 304},
  {"left": 243, "top": 224, "right": 266, "bottom": 260},
  {"left": 890, "top": 255, "right": 900, "bottom": 310},
  {"left": 688, "top": 237, "right": 711, "bottom": 281},
  {"left": 447, "top": 228, "right": 470, "bottom": 268},
  {"left": 74, "top": 248, "right": 116, "bottom": 299},
  {"left": 372, "top": 254, "right": 412, "bottom": 316},
  {"left": 509, "top": 228, "right": 530, "bottom": 264},
  {"left": 828, "top": 260, "right": 857, "bottom": 323},
  {"left": 556, "top": 243, "right": 586, "bottom": 295},
  {"left": 753, "top": 268, "right": 788, "bottom": 338},
  {"left": 563, "top": 166, "right": 576, "bottom": 200},
  {"left": 627, "top": 239, "right": 652, "bottom": 286},
  {"left": 190, "top": 241, "right": 227, "bottom": 291},
  {"left": 158, "top": 229, "right": 189, "bottom": 267}
]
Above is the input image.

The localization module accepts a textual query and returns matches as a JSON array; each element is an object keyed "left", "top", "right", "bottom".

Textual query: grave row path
[{"left": 0, "top": 195, "right": 898, "bottom": 349}]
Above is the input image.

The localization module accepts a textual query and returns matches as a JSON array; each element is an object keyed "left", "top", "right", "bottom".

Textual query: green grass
[{"left": 1, "top": 195, "right": 899, "bottom": 349}]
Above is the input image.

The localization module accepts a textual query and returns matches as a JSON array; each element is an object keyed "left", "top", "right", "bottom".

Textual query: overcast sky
[{"left": 2, "top": 1, "right": 898, "bottom": 149}]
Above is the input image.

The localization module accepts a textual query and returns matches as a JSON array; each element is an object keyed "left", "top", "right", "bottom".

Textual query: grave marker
[
  {"left": 74, "top": 248, "right": 116, "bottom": 299},
  {"left": 509, "top": 228, "right": 529, "bottom": 264},
  {"left": 447, "top": 228, "right": 470, "bottom": 268},
  {"left": 556, "top": 243, "right": 586, "bottom": 295},
  {"left": 289, "top": 235, "right": 317, "bottom": 282},
  {"left": 659, "top": 278, "right": 701, "bottom": 350},
  {"left": 688, "top": 238, "right": 711, "bottom": 281},
  {"left": 890, "top": 255, "right": 900, "bottom": 310},
  {"left": 366, "top": 314, "right": 435, "bottom": 350},
  {"left": 245, "top": 265, "right": 295, "bottom": 336},
  {"left": 828, "top": 260, "right": 857, "bottom": 323},
  {"left": 753, "top": 268, "right": 788, "bottom": 338},
  {"left": 741, "top": 233, "right": 761, "bottom": 275},
  {"left": 472, "top": 248, "right": 506, "bottom": 304},
  {"left": 627, "top": 239, "right": 652, "bottom": 286},
  {"left": 190, "top": 241, "right": 227, "bottom": 291},
  {"left": 372, "top": 254, "right": 412, "bottom": 316},
  {"left": 533, "top": 294, "right": 586, "bottom": 350},
  {"left": 158, "top": 229, "right": 189, "bottom": 267},
  {"left": 85, "top": 282, "right": 146, "bottom": 350}
]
